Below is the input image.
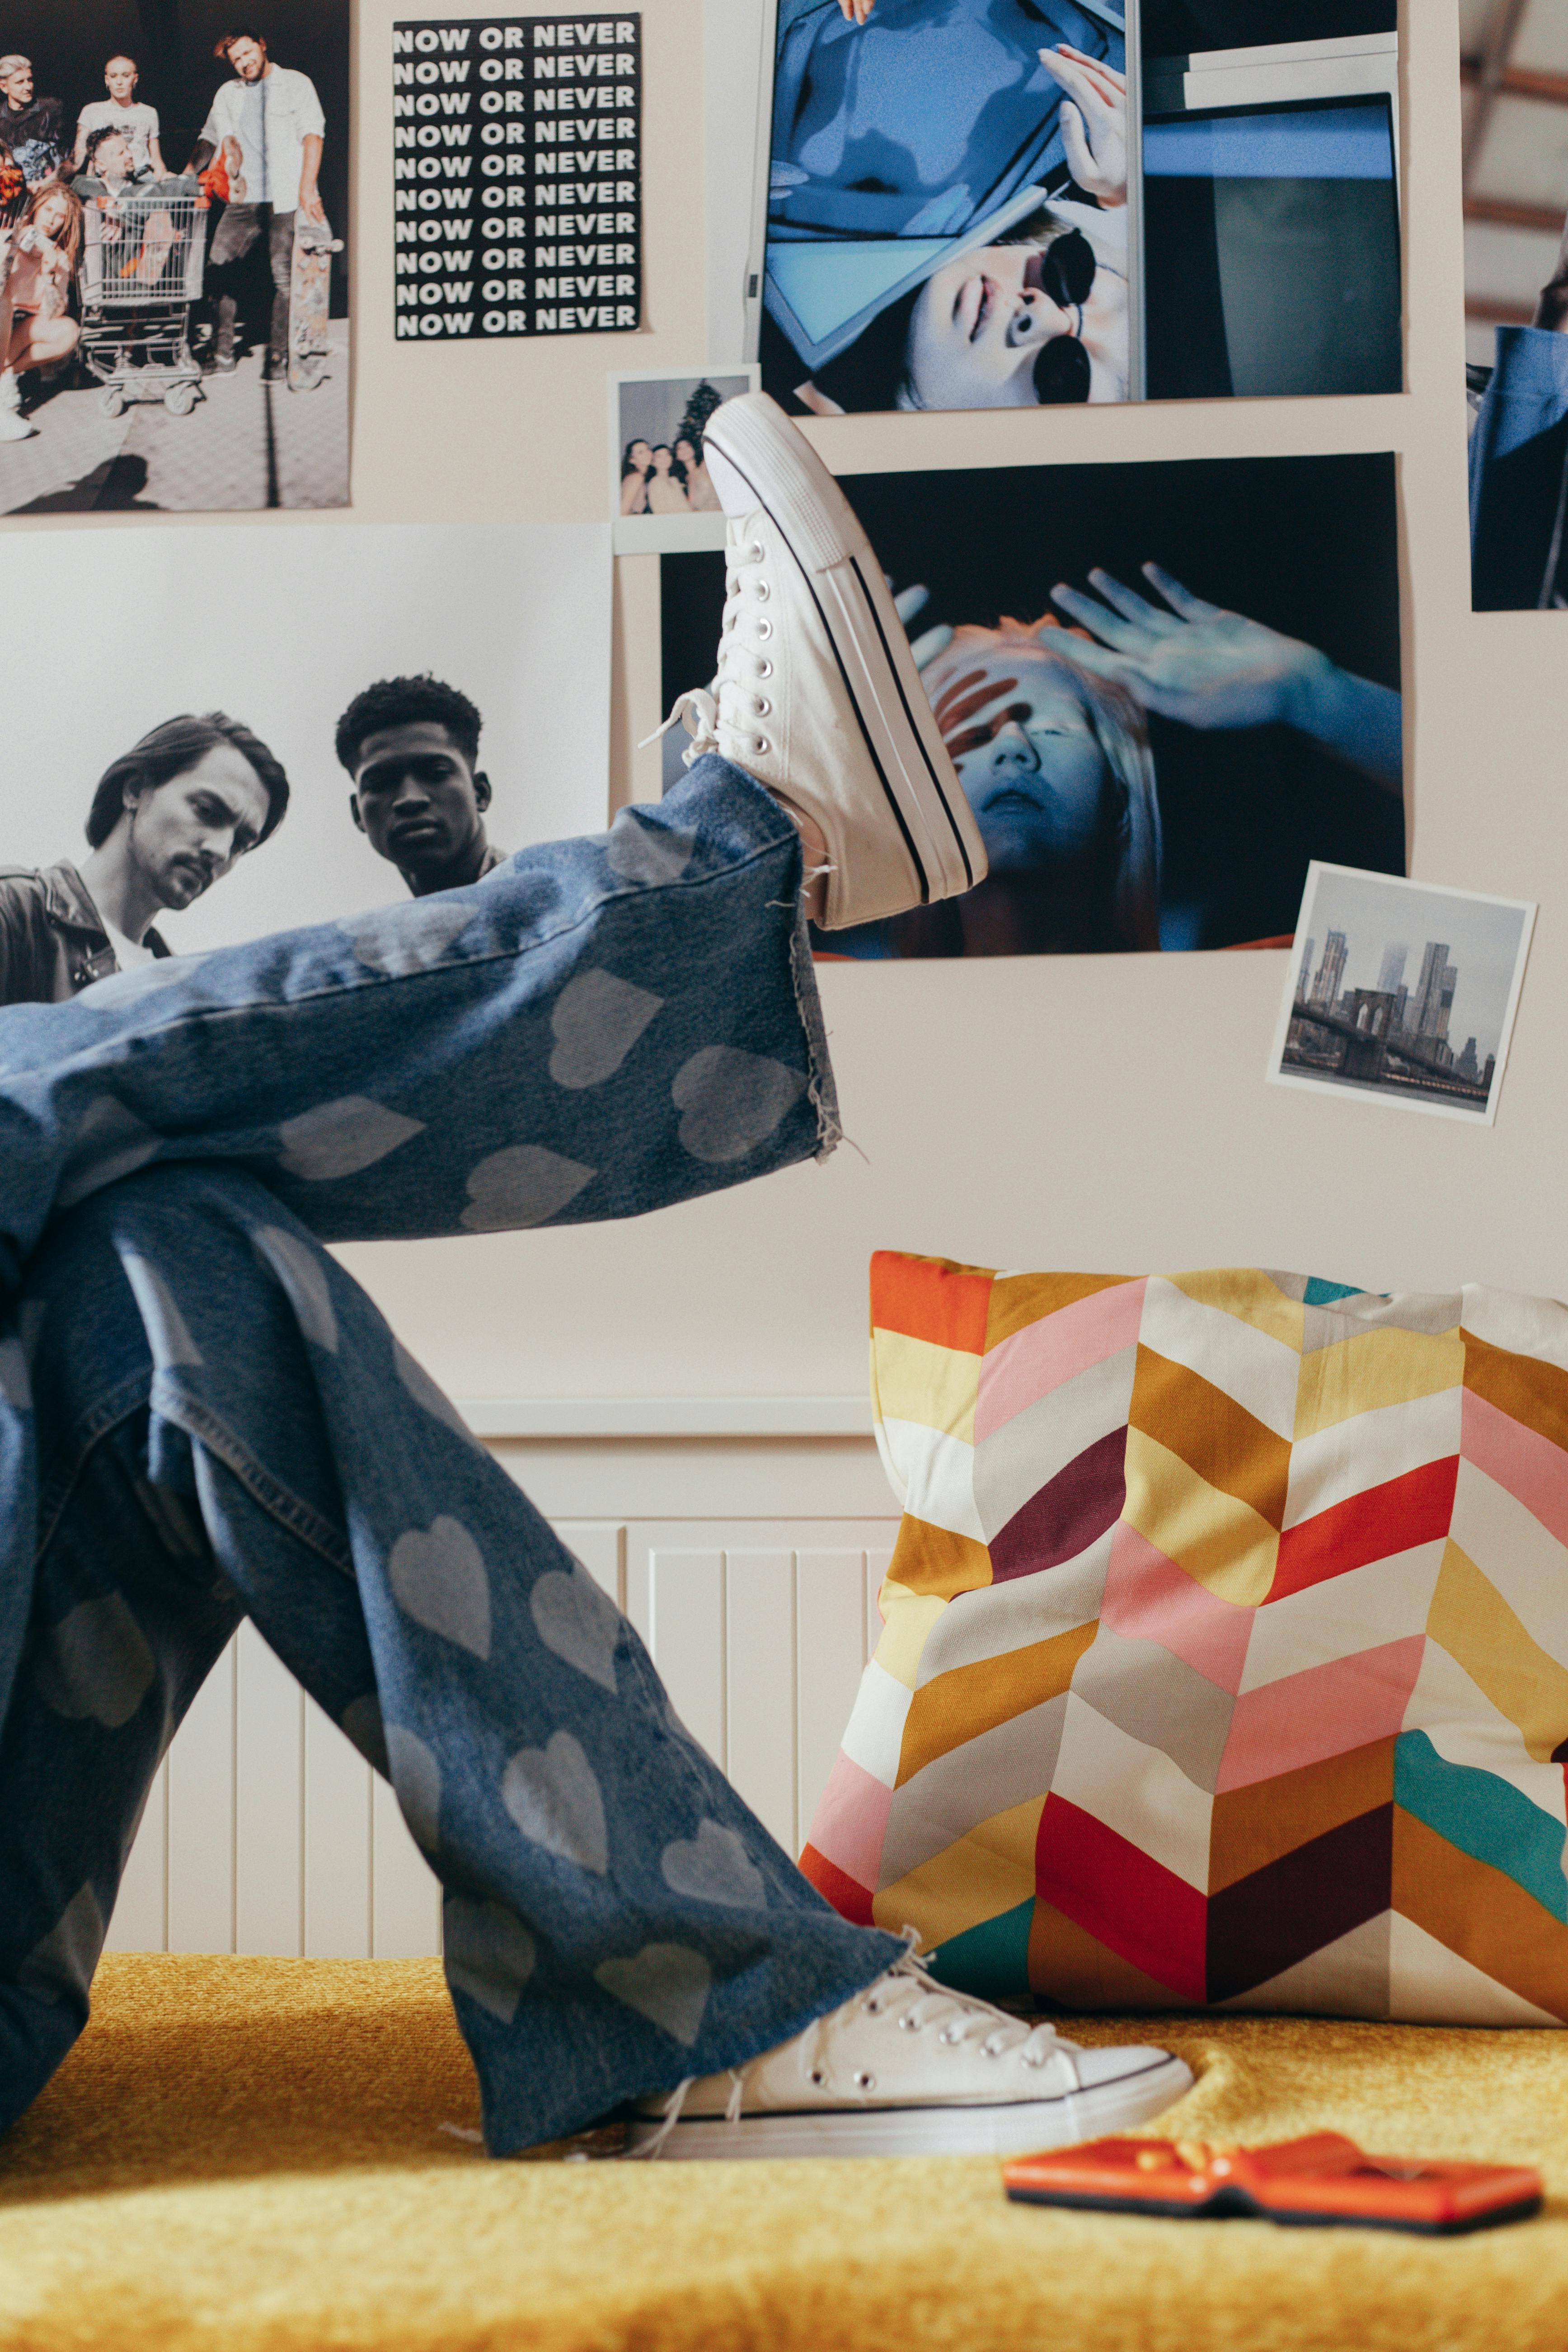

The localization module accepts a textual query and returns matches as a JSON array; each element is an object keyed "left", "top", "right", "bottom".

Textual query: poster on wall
[
  {"left": 0, "top": 0, "right": 349, "bottom": 513},
  {"left": 1464, "top": 0, "right": 1568, "bottom": 609},
  {"left": 394, "top": 12, "right": 641, "bottom": 344},
  {"left": 0, "top": 521, "right": 611, "bottom": 1009},
  {"left": 661, "top": 450, "right": 1404, "bottom": 957},
  {"left": 1267, "top": 864, "right": 1535, "bottom": 1127},
  {"left": 741, "top": 0, "right": 1401, "bottom": 414}
]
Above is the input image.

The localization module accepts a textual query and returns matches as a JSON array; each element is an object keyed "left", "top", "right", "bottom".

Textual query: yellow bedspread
[{"left": 3, "top": 1954, "right": 1567, "bottom": 2350}]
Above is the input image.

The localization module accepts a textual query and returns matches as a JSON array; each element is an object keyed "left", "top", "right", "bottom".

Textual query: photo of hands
[
  {"left": 660, "top": 449, "right": 1403, "bottom": 957},
  {"left": 746, "top": 0, "right": 1400, "bottom": 413}
]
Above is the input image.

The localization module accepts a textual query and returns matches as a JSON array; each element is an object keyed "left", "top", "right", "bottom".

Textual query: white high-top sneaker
[
  {"left": 669, "top": 392, "right": 987, "bottom": 931},
  {"left": 625, "top": 1949, "right": 1193, "bottom": 2161}
]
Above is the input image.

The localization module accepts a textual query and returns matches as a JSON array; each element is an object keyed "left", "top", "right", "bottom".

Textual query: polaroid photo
[
  {"left": 1267, "top": 864, "right": 1537, "bottom": 1127},
  {"left": 610, "top": 366, "right": 759, "bottom": 552}
]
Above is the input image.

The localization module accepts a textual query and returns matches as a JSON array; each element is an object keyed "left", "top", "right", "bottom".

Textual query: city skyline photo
[{"left": 1268, "top": 863, "right": 1536, "bottom": 1126}]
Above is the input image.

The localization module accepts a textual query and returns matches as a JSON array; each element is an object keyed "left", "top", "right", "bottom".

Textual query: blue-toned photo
[
  {"left": 662, "top": 451, "right": 1404, "bottom": 956},
  {"left": 754, "top": 0, "right": 1403, "bottom": 412}
]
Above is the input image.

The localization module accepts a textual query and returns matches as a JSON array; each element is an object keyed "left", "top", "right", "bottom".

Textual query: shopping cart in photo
[{"left": 77, "top": 183, "right": 209, "bottom": 418}]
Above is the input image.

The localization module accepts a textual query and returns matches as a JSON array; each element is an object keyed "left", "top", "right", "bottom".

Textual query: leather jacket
[{"left": 0, "top": 861, "right": 170, "bottom": 1009}]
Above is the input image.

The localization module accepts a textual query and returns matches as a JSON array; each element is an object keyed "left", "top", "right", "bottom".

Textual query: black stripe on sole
[
  {"left": 708, "top": 439, "right": 931, "bottom": 905},
  {"left": 847, "top": 550, "right": 975, "bottom": 890}
]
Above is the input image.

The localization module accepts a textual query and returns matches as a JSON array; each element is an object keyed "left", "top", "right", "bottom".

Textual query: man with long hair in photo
[{"left": 0, "top": 714, "right": 289, "bottom": 1008}]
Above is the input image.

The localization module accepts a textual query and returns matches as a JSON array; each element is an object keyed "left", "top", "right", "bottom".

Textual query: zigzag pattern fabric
[{"left": 800, "top": 1254, "right": 1568, "bottom": 2024}]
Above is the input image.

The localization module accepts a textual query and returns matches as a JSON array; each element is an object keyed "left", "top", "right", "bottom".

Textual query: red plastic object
[{"left": 1003, "top": 2132, "right": 1542, "bottom": 2235}]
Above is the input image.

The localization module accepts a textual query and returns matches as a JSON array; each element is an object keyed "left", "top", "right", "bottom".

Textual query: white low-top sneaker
[
  {"left": 624, "top": 1951, "right": 1193, "bottom": 2161},
  {"left": 0, "top": 406, "right": 37, "bottom": 441},
  {"left": 668, "top": 391, "right": 987, "bottom": 931}
]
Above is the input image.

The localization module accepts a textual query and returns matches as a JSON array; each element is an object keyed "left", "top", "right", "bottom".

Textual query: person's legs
[
  {"left": 0, "top": 1405, "right": 244, "bottom": 2137},
  {"left": 265, "top": 207, "right": 294, "bottom": 378},
  {"left": 205, "top": 201, "right": 263, "bottom": 367},
  {"left": 0, "top": 1164, "right": 900, "bottom": 2149},
  {"left": 0, "top": 397, "right": 1191, "bottom": 2157},
  {"left": 0, "top": 761, "right": 830, "bottom": 1303}
]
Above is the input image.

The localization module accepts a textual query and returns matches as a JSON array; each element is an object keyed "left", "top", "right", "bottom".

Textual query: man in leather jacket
[
  {"left": 0, "top": 860, "right": 170, "bottom": 1008},
  {"left": 0, "top": 712, "right": 289, "bottom": 1009}
]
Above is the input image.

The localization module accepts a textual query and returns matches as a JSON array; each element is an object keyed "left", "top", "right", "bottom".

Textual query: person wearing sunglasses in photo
[{"left": 773, "top": 0, "right": 1128, "bottom": 415}]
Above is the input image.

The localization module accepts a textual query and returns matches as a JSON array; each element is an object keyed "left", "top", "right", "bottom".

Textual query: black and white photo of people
[
  {"left": 757, "top": 0, "right": 1401, "bottom": 413},
  {"left": 0, "top": 520, "right": 612, "bottom": 1009},
  {"left": 661, "top": 451, "right": 1404, "bottom": 957},
  {"left": 0, "top": 0, "right": 347, "bottom": 512}
]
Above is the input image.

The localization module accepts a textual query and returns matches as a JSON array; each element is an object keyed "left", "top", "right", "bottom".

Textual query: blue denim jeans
[{"left": 0, "top": 759, "right": 901, "bottom": 2153}]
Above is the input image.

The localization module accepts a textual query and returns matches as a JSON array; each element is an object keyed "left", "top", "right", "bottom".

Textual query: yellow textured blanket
[{"left": 3, "top": 1955, "right": 1568, "bottom": 2350}]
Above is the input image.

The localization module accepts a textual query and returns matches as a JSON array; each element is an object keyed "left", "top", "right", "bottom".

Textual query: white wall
[{"left": 16, "top": 0, "right": 1568, "bottom": 1432}]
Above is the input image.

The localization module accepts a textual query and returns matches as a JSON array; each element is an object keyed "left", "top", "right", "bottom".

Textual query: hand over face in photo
[
  {"left": 1047, "top": 564, "right": 1404, "bottom": 792},
  {"left": 816, "top": 599, "right": 1160, "bottom": 957}
]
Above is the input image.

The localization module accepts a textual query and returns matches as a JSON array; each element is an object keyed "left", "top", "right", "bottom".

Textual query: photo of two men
[{"left": 0, "top": 518, "right": 612, "bottom": 1007}]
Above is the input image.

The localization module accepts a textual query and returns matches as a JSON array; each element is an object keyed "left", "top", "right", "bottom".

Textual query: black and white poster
[{"left": 394, "top": 12, "right": 641, "bottom": 343}]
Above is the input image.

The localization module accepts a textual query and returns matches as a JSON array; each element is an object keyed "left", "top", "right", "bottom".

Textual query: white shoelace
[
  {"left": 856, "top": 1950, "right": 1066, "bottom": 2067},
  {"left": 626, "top": 1944, "right": 1069, "bottom": 2159},
  {"left": 638, "top": 535, "right": 774, "bottom": 767}
]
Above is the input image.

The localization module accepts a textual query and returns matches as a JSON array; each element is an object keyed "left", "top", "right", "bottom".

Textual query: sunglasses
[
  {"left": 1035, "top": 228, "right": 1097, "bottom": 310},
  {"left": 1028, "top": 232, "right": 1096, "bottom": 404}
]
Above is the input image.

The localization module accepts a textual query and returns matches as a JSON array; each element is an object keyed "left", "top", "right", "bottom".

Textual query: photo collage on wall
[{"left": 637, "top": 0, "right": 1546, "bottom": 1114}]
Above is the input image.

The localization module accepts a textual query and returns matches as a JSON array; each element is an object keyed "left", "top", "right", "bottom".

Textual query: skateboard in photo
[{"left": 287, "top": 214, "right": 342, "bottom": 392}]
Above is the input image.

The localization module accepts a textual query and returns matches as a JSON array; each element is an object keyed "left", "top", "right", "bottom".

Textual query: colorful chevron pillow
[{"left": 800, "top": 1253, "right": 1568, "bottom": 2025}]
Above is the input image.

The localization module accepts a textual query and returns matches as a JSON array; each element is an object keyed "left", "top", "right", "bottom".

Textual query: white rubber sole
[
  {"left": 623, "top": 2053, "right": 1194, "bottom": 2164},
  {"left": 703, "top": 392, "right": 987, "bottom": 921}
]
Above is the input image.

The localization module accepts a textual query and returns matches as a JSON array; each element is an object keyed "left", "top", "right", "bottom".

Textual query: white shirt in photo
[
  {"left": 99, "top": 917, "right": 156, "bottom": 971},
  {"left": 199, "top": 66, "right": 325, "bottom": 211},
  {"left": 77, "top": 98, "right": 160, "bottom": 175}
]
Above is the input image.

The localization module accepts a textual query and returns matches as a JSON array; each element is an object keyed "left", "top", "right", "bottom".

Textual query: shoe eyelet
[
  {"left": 865, "top": 1998, "right": 881, "bottom": 2014},
  {"left": 1023, "top": 2051, "right": 1046, "bottom": 2069},
  {"left": 854, "top": 2070, "right": 875, "bottom": 2091},
  {"left": 755, "top": 657, "right": 773, "bottom": 679},
  {"left": 898, "top": 2014, "right": 920, "bottom": 2032},
  {"left": 809, "top": 2067, "right": 826, "bottom": 2086},
  {"left": 754, "top": 737, "right": 771, "bottom": 756},
  {"left": 754, "top": 580, "right": 770, "bottom": 601},
  {"left": 756, "top": 617, "right": 773, "bottom": 640},
  {"left": 939, "top": 2029, "right": 961, "bottom": 2047},
  {"left": 754, "top": 696, "right": 771, "bottom": 716},
  {"left": 749, "top": 540, "right": 764, "bottom": 561}
]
